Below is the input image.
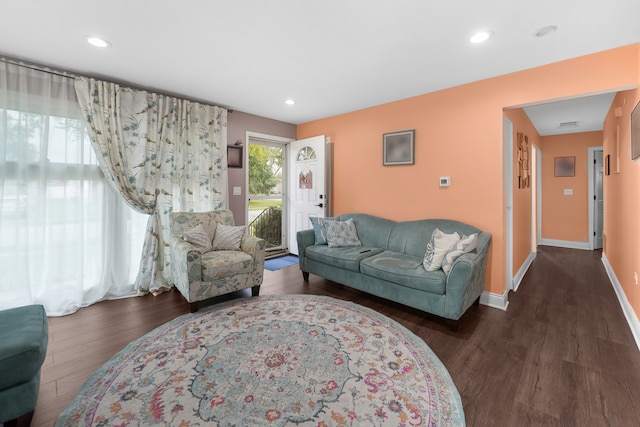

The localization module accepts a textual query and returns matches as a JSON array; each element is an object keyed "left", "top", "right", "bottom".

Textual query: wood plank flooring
[{"left": 32, "top": 246, "right": 640, "bottom": 426}]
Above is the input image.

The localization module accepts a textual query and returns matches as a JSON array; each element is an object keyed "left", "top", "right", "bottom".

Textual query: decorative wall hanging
[
  {"left": 516, "top": 132, "right": 530, "bottom": 188},
  {"left": 299, "top": 170, "right": 313, "bottom": 189},
  {"left": 554, "top": 156, "right": 575, "bottom": 177},
  {"left": 383, "top": 129, "right": 415, "bottom": 166}
]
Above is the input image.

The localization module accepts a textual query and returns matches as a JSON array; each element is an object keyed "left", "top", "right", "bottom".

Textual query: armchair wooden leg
[
  {"left": 251, "top": 285, "right": 261, "bottom": 296},
  {"left": 446, "top": 319, "right": 460, "bottom": 332},
  {"left": 5, "top": 410, "right": 34, "bottom": 427},
  {"left": 302, "top": 272, "right": 309, "bottom": 281},
  {"left": 189, "top": 302, "right": 199, "bottom": 313}
]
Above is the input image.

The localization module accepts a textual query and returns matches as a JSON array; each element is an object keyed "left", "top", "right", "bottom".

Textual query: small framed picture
[
  {"left": 383, "top": 130, "right": 415, "bottom": 166},
  {"left": 227, "top": 146, "right": 243, "bottom": 168},
  {"left": 554, "top": 156, "right": 575, "bottom": 177}
]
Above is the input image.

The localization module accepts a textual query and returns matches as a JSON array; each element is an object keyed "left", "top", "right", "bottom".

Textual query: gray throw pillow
[
  {"left": 309, "top": 216, "right": 332, "bottom": 245},
  {"left": 320, "top": 217, "right": 361, "bottom": 248}
]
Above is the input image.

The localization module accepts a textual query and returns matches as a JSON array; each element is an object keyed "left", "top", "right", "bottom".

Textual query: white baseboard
[
  {"left": 601, "top": 253, "right": 640, "bottom": 352},
  {"left": 513, "top": 252, "right": 536, "bottom": 292},
  {"left": 539, "top": 238, "right": 590, "bottom": 250},
  {"left": 480, "top": 290, "right": 509, "bottom": 311}
]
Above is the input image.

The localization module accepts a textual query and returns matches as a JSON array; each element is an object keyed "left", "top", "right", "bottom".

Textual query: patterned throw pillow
[
  {"left": 320, "top": 218, "right": 361, "bottom": 248},
  {"left": 309, "top": 216, "right": 335, "bottom": 245},
  {"left": 183, "top": 224, "right": 213, "bottom": 252},
  {"left": 441, "top": 233, "right": 478, "bottom": 275},
  {"left": 212, "top": 223, "right": 245, "bottom": 250},
  {"left": 423, "top": 228, "right": 461, "bottom": 272}
]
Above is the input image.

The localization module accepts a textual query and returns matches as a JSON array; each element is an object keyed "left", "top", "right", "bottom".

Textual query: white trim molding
[
  {"left": 602, "top": 253, "right": 640, "bottom": 352},
  {"left": 539, "top": 239, "right": 590, "bottom": 250},
  {"left": 513, "top": 252, "right": 536, "bottom": 292},
  {"left": 480, "top": 290, "right": 509, "bottom": 311}
]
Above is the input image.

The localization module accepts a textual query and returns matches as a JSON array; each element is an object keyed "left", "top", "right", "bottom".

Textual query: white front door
[{"left": 288, "top": 135, "right": 327, "bottom": 255}]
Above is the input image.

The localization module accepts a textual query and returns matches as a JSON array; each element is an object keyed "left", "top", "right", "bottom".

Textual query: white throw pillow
[
  {"left": 441, "top": 233, "right": 478, "bottom": 274},
  {"left": 212, "top": 223, "right": 245, "bottom": 250},
  {"left": 183, "top": 224, "right": 213, "bottom": 252},
  {"left": 423, "top": 228, "right": 461, "bottom": 272}
]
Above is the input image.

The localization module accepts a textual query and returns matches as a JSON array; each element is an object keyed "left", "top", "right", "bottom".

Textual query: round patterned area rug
[{"left": 56, "top": 295, "right": 465, "bottom": 426}]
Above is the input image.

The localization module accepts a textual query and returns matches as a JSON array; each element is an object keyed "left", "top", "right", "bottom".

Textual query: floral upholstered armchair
[{"left": 169, "top": 209, "right": 266, "bottom": 312}]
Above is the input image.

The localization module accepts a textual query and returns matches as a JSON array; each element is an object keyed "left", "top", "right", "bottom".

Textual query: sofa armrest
[
  {"left": 296, "top": 229, "right": 315, "bottom": 271},
  {"left": 170, "top": 237, "right": 203, "bottom": 291},
  {"left": 444, "top": 233, "right": 491, "bottom": 319}
]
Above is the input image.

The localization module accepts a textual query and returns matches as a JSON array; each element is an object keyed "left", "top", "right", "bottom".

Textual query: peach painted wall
[
  {"left": 603, "top": 87, "right": 640, "bottom": 321},
  {"left": 297, "top": 44, "right": 639, "bottom": 297},
  {"left": 539, "top": 132, "right": 602, "bottom": 242},
  {"left": 503, "top": 108, "right": 539, "bottom": 274}
]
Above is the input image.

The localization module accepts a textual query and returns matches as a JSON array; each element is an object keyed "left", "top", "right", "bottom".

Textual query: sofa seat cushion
[
  {"left": 361, "top": 251, "right": 447, "bottom": 294},
  {"left": 306, "top": 245, "right": 384, "bottom": 272},
  {"left": 0, "top": 304, "right": 48, "bottom": 391},
  {"left": 201, "top": 250, "right": 253, "bottom": 280}
]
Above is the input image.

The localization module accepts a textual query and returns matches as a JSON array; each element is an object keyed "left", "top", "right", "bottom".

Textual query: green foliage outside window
[{"left": 248, "top": 144, "right": 282, "bottom": 195}]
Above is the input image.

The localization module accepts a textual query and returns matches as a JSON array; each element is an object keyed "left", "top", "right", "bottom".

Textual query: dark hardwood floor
[{"left": 33, "top": 246, "right": 640, "bottom": 426}]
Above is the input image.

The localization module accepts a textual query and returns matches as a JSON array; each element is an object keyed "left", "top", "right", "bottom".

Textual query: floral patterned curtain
[{"left": 74, "top": 78, "right": 228, "bottom": 294}]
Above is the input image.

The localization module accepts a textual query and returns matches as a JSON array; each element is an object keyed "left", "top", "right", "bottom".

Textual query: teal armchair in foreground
[{"left": 0, "top": 304, "right": 49, "bottom": 426}]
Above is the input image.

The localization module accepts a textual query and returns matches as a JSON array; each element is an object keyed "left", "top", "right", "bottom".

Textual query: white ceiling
[
  {"left": 523, "top": 93, "right": 618, "bottom": 136},
  {"left": 1, "top": 1, "right": 639, "bottom": 128}
]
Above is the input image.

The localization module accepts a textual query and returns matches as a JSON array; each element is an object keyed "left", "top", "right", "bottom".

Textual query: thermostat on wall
[{"left": 439, "top": 176, "right": 450, "bottom": 187}]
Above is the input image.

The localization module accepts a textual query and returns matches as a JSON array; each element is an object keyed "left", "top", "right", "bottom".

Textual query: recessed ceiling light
[
  {"left": 533, "top": 25, "right": 558, "bottom": 38},
  {"left": 470, "top": 31, "right": 493, "bottom": 44},
  {"left": 285, "top": 99, "right": 296, "bottom": 105},
  {"left": 85, "top": 36, "right": 111, "bottom": 48}
]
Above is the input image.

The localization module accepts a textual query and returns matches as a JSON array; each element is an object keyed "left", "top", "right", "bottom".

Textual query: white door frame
[
  {"left": 588, "top": 147, "right": 603, "bottom": 250},
  {"left": 536, "top": 145, "right": 543, "bottom": 245},
  {"left": 245, "top": 131, "right": 294, "bottom": 249},
  {"left": 504, "top": 118, "right": 514, "bottom": 291}
]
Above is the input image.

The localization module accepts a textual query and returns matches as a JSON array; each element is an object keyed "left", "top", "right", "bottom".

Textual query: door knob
[{"left": 315, "top": 203, "right": 324, "bottom": 208}]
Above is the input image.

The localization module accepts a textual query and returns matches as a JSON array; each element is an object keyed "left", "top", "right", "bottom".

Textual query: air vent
[{"left": 559, "top": 121, "right": 579, "bottom": 129}]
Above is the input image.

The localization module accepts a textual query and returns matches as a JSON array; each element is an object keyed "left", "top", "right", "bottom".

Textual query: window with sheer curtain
[{"left": 0, "top": 61, "right": 147, "bottom": 316}]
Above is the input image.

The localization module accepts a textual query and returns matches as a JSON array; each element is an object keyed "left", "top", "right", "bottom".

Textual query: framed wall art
[
  {"left": 554, "top": 156, "right": 575, "bottom": 177},
  {"left": 383, "top": 129, "right": 415, "bottom": 166}
]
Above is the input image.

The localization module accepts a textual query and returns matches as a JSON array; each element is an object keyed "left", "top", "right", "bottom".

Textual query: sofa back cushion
[
  {"left": 330, "top": 214, "right": 488, "bottom": 261},
  {"left": 387, "top": 219, "right": 482, "bottom": 258},
  {"left": 337, "top": 213, "right": 395, "bottom": 249}
]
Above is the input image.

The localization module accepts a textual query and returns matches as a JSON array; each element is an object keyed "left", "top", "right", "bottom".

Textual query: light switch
[
  {"left": 563, "top": 188, "right": 573, "bottom": 196},
  {"left": 439, "top": 176, "right": 450, "bottom": 187},
  {"left": 233, "top": 186, "right": 241, "bottom": 196}
]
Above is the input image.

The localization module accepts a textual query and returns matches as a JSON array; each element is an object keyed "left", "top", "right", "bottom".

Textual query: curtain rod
[
  {"left": 0, "top": 55, "right": 233, "bottom": 112},
  {"left": 0, "top": 56, "right": 78, "bottom": 79}
]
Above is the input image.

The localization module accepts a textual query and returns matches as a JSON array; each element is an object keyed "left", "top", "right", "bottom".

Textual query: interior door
[
  {"left": 288, "top": 135, "right": 327, "bottom": 255},
  {"left": 594, "top": 149, "right": 604, "bottom": 249}
]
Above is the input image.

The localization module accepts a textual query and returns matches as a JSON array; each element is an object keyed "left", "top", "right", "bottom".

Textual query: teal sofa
[{"left": 297, "top": 213, "right": 491, "bottom": 325}]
